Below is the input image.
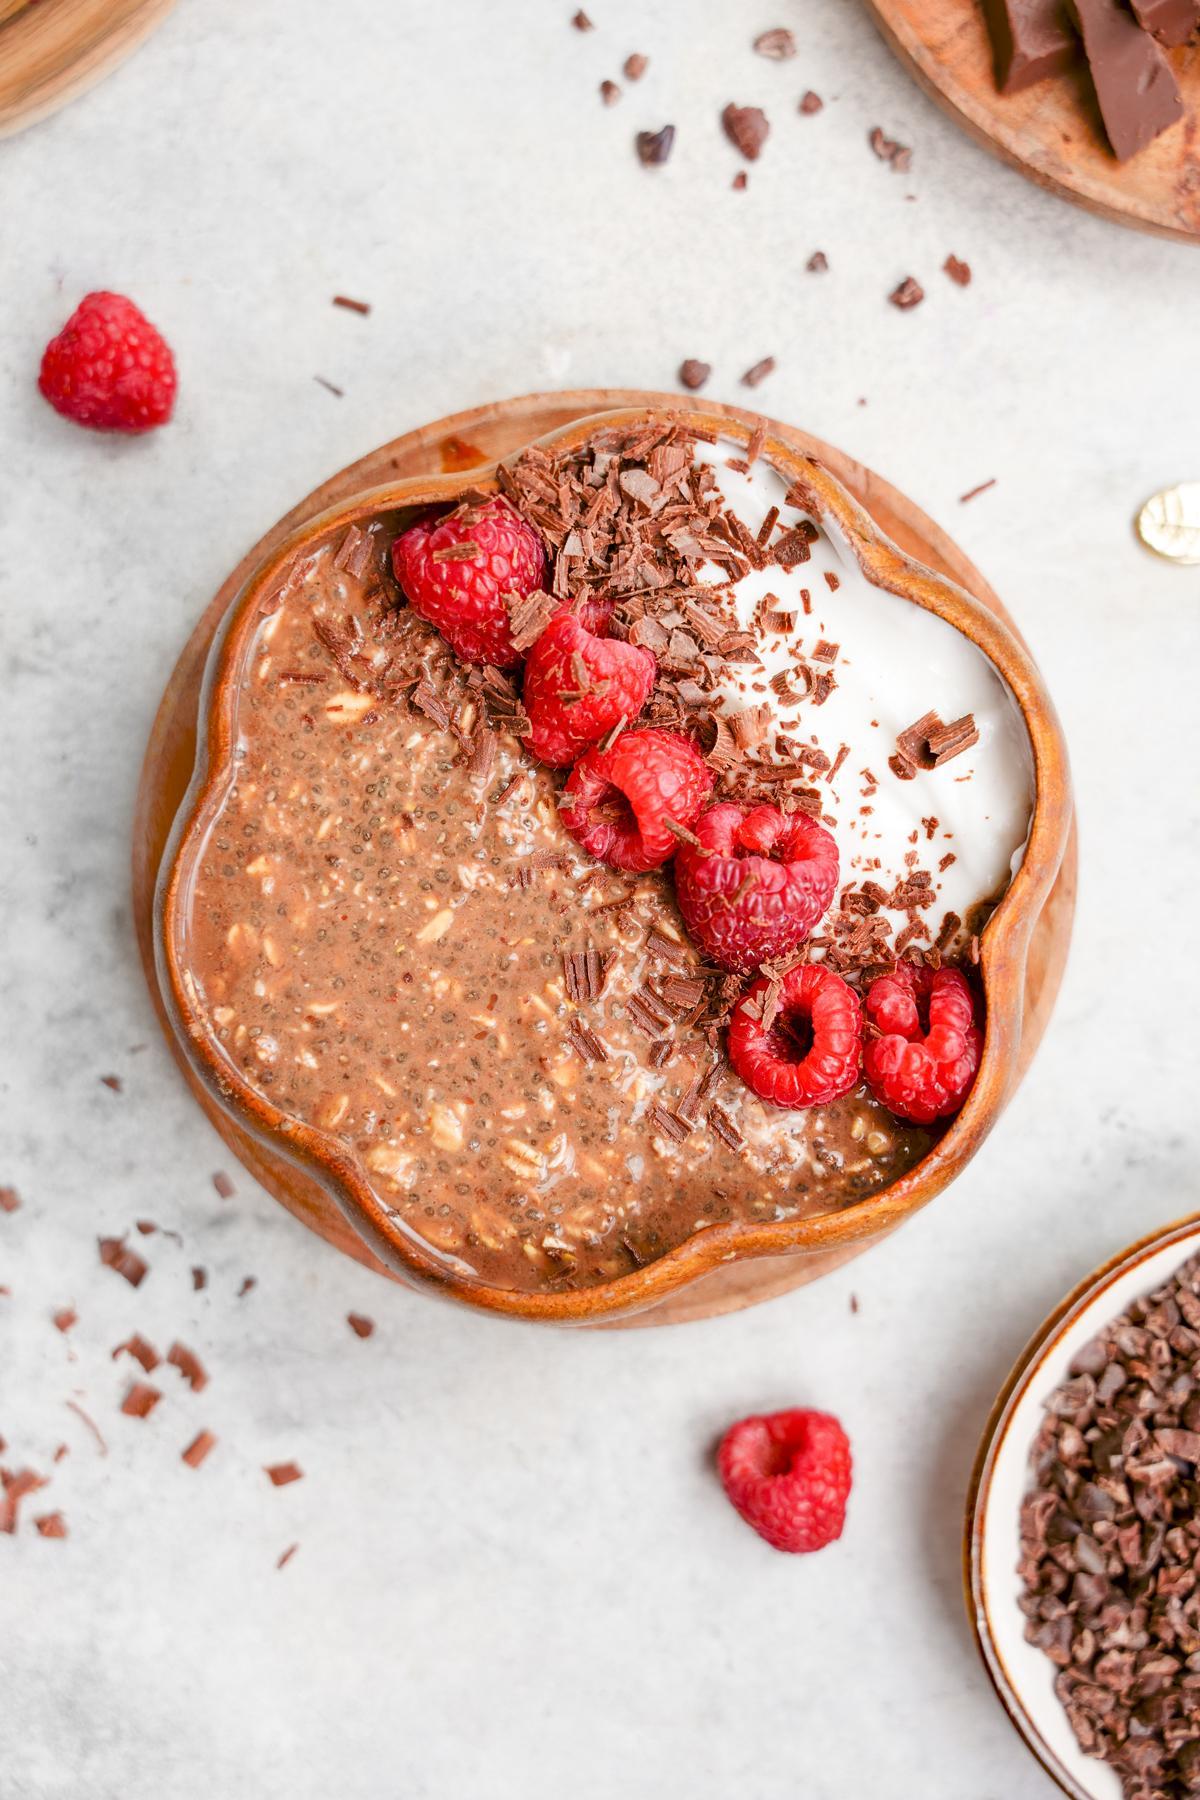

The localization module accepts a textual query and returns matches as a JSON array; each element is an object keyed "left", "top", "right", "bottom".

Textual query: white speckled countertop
[{"left": 2, "top": 3, "right": 1199, "bottom": 1796}]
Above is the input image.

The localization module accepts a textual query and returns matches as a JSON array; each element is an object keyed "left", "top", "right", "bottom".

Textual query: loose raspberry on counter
[
  {"left": 728, "top": 963, "right": 862, "bottom": 1110},
  {"left": 862, "top": 963, "right": 981, "bottom": 1125},
  {"left": 560, "top": 729, "right": 713, "bottom": 873},
  {"left": 672, "top": 802, "right": 838, "bottom": 973},
  {"left": 718, "top": 1408, "right": 852, "bottom": 1554},
  {"left": 37, "top": 291, "right": 177, "bottom": 433},
  {"left": 391, "top": 496, "right": 546, "bottom": 667},
  {"left": 522, "top": 611, "right": 656, "bottom": 767}
]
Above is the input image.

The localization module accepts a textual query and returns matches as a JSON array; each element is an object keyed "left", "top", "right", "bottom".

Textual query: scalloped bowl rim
[{"left": 155, "top": 406, "right": 1073, "bottom": 1322}]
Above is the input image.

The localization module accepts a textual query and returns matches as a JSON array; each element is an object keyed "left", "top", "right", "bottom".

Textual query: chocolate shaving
[
  {"left": 332, "top": 295, "right": 371, "bottom": 315},
  {"left": 740, "top": 356, "right": 775, "bottom": 389},
  {"left": 566, "top": 1018, "right": 610, "bottom": 1064},
  {"left": 799, "top": 91, "right": 824, "bottom": 114},
  {"left": 120, "top": 1382, "right": 161, "bottom": 1419},
  {"left": 649, "top": 1102, "right": 692, "bottom": 1143},
  {"left": 635, "top": 125, "right": 675, "bottom": 166},
  {"left": 678, "top": 359, "right": 711, "bottom": 391},
  {"left": 722, "top": 103, "right": 770, "bottom": 160},
  {"left": 182, "top": 1431, "right": 217, "bottom": 1469},
  {"left": 265, "top": 1462, "right": 304, "bottom": 1487},
  {"left": 167, "top": 1341, "right": 208, "bottom": 1394},
  {"left": 707, "top": 1105, "right": 744, "bottom": 1150},
  {"left": 98, "top": 1236, "right": 147, "bottom": 1288},
  {"left": 0, "top": 1187, "right": 20, "bottom": 1213},
  {"left": 113, "top": 1333, "right": 160, "bottom": 1373},
  {"left": 753, "top": 26, "right": 796, "bottom": 57},
  {"left": 889, "top": 277, "right": 925, "bottom": 311},
  {"left": 505, "top": 587, "right": 558, "bottom": 651},
  {"left": 943, "top": 254, "right": 972, "bottom": 287}
]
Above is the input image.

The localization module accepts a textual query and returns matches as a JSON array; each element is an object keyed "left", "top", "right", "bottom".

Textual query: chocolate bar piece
[
  {"left": 981, "top": 0, "right": 1076, "bottom": 93},
  {"left": 1069, "top": 0, "right": 1183, "bottom": 159},
  {"left": 1130, "top": 0, "right": 1200, "bottom": 46}
]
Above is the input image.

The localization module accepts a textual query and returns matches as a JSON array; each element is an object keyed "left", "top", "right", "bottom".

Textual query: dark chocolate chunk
[
  {"left": 1069, "top": 0, "right": 1183, "bottom": 160},
  {"left": 981, "top": 0, "right": 1076, "bottom": 94},
  {"left": 1130, "top": 0, "right": 1200, "bottom": 45}
]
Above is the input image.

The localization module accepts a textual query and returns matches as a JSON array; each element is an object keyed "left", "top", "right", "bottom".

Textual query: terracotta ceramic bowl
[
  {"left": 966, "top": 1213, "right": 1200, "bottom": 1798},
  {"left": 147, "top": 398, "right": 1074, "bottom": 1326}
]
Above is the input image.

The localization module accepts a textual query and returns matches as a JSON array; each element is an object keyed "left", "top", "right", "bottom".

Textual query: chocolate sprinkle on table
[
  {"left": 741, "top": 356, "right": 776, "bottom": 389},
  {"left": 332, "top": 295, "right": 371, "bottom": 314},
  {"left": 960, "top": 477, "right": 997, "bottom": 504},
  {"left": 799, "top": 91, "right": 824, "bottom": 114},
  {"left": 678, "top": 359, "right": 711, "bottom": 391},
  {"left": 889, "top": 277, "right": 925, "bottom": 311},
  {"left": 623, "top": 52, "right": 647, "bottom": 79},
  {"left": 943, "top": 254, "right": 972, "bottom": 287},
  {"left": 722, "top": 103, "right": 770, "bottom": 161},
  {"left": 635, "top": 125, "right": 675, "bottom": 166}
]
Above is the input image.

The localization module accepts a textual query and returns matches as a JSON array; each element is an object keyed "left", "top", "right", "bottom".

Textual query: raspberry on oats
[
  {"left": 862, "top": 963, "right": 981, "bottom": 1125},
  {"left": 673, "top": 802, "right": 838, "bottom": 973},
  {"left": 391, "top": 496, "right": 546, "bottom": 667},
  {"left": 559, "top": 729, "right": 713, "bottom": 873},
  {"left": 728, "top": 964, "right": 862, "bottom": 1110},
  {"left": 718, "top": 1407, "right": 852, "bottom": 1553},
  {"left": 522, "top": 611, "right": 656, "bottom": 767}
]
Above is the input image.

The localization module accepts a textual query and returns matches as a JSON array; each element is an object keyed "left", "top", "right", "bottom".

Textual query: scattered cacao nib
[
  {"left": 959, "top": 477, "right": 997, "bottom": 504},
  {"left": 600, "top": 79, "right": 620, "bottom": 105},
  {"left": 120, "top": 1382, "right": 161, "bottom": 1420},
  {"left": 113, "top": 1333, "right": 160, "bottom": 1373},
  {"left": 265, "top": 1461, "right": 304, "bottom": 1487},
  {"left": 889, "top": 277, "right": 925, "bottom": 311},
  {"left": 98, "top": 1236, "right": 148, "bottom": 1288},
  {"left": 571, "top": 8, "right": 593, "bottom": 28},
  {"left": 167, "top": 1341, "right": 208, "bottom": 1393},
  {"left": 0, "top": 1186, "right": 20, "bottom": 1213},
  {"left": 1020, "top": 1250, "right": 1200, "bottom": 1800},
  {"left": 52, "top": 1306, "right": 77, "bottom": 1333},
  {"left": 99, "top": 1073, "right": 122, "bottom": 1092},
  {"left": 212, "top": 1170, "right": 235, "bottom": 1200},
  {"left": 635, "top": 125, "right": 676, "bottom": 166},
  {"left": 65, "top": 1400, "right": 107, "bottom": 1455},
  {"left": 35, "top": 1512, "right": 67, "bottom": 1539},
  {"left": 182, "top": 1430, "right": 217, "bottom": 1469},
  {"left": 332, "top": 295, "right": 371, "bottom": 315},
  {"left": 740, "top": 356, "right": 776, "bottom": 389},
  {"left": 623, "top": 52, "right": 647, "bottom": 79},
  {"left": 799, "top": 90, "right": 824, "bottom": 114},
  {"left": 943, "top": 253, "right": 972, "bottom": 287},
  {"left": 753, "top": 26, "right": 796, "bottom": 57},
  {"left": 0, "top": 1467, "right": 48, "bottom": 1534},
  {"left": 678, "top": 359, "right": 711, "bottom": 391},
  {"left": 869, "top": 126, "right": 912, "bottom": 171},
  {"left": 347, "top": 1313, "right": 375, "bottom": 1339},
  {"left": 277, "top": 1543, "right": 300, "bottom": 1569},
  {"left": 806, "top": 250, "right": 829, "bottom": 273},
  {"left": 722, "top": 103, "right": 770, "bottom": 160}
]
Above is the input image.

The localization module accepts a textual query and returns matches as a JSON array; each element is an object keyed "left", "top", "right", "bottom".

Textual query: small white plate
[{"left": 965, "top": 1212, "right": 1200, "bottom": 1800}]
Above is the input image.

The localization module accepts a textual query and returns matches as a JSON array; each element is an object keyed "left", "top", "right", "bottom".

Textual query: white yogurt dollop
[{"left": 692, "top": 439, "right": 1034, "bottom": 942}]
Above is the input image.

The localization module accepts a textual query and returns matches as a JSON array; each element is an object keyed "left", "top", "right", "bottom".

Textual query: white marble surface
[{"left": 2, "top": 2, "right": 1199, "bottom": 1796}]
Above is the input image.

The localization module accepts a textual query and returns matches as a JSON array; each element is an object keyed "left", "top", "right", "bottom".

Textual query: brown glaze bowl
[{"left": 143, "top": 394, "right": 1075, "bottom": 1326}]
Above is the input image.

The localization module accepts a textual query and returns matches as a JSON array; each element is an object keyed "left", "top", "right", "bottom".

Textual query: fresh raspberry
[
  {"left": 728, "top": 963, "right": 862, "bottom": 1109},
  {"left": 559, "top": 729, "right": 713, "bottom": 873},
  {"left": 522, "top": 611, "right": 655, "bottom": 767},
  {"left": 672, "top": 802, "right": 838, "bottom": 973},
  {"left": 391, "top": 496, "right": 546, "bottom": 667},
  {"left": 862, "top": 962, "right": 981, "bottom": 1125},
  {"left": 37, "top": 292, "right": 176, "bottom": 433},
  {"left": 718, "top": 1408, "right": 852, "bottom": 1554}
]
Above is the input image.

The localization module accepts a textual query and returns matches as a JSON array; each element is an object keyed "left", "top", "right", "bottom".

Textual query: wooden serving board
[
  {"left": 132, "top": 389, "right": 1077, "bottom": 1327},
  {"left": 0, "top": 0, "right": 174, "bottom": 139},
  {"left": 864, "top": 0, "right": 1200, "bottom": 243}
]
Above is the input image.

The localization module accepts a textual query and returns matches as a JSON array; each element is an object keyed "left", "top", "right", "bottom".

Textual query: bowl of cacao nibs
[{"left": 967, "top": 1213, "right": 1200, "bottom": 1800}]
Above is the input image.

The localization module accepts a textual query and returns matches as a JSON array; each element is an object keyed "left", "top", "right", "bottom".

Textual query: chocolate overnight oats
[{"left": 176, "top": 415, "right": 1033, "bottom": 1294}]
